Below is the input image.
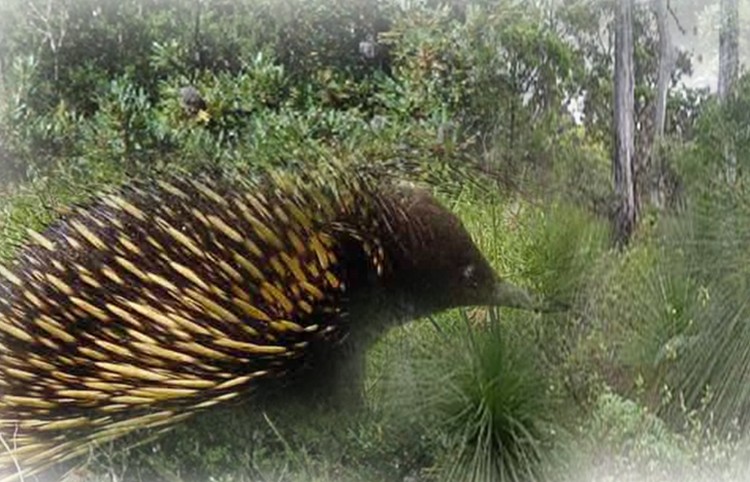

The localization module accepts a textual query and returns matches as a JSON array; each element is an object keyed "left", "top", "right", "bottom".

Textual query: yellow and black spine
[{"left": 0, "top": 171, "right": 397, "bottom": 480}]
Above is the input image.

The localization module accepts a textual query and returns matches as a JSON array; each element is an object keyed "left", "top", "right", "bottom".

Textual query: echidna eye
[{"left": 462, "top": 264, "right": 481, "bottom": 288}]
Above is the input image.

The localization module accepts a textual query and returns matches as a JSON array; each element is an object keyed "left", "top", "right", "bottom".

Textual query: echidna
[{"left": 0, "top": 167, "right": 539, "bottom": 480}]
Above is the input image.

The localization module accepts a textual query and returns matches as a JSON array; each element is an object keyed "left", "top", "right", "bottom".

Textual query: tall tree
[
  {"left": 650, "top": 0, "right": 672, "bottom": 208},
  {"left": 613, "top": 0, "right": 636, "bottom": 246},
  {"left": 718, "top": 0, "right": 739, "bottom": 100},
  {"left": 27, "top": 0, "right": 71, "bottom": 83},
  {"left": 719, "top": 0, "right": 739, "bottom": 181},
  {"left": 653, "top": 0, "right": 671, "bottom": 138}
]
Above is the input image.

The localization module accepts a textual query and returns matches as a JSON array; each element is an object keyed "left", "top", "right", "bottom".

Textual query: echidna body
[{"left": 0, "top": 170, "right": 535, "bottom": 480}]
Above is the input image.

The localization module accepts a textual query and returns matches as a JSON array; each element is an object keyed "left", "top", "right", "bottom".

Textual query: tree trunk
[
  {"left": 653, "top": 0, "right": 670, "bottom": 138},
  {"left": 719, "top": 0, "right": 739, "bottom": 182},
  {"left": 651, "top": 0, "right": 671, "bottom": 208},
  {"left": 613, "top": 0, "right": 637, "bottom": 247},
  {"left": 718, "top": 0, "right": 739, "bottom": 101}
]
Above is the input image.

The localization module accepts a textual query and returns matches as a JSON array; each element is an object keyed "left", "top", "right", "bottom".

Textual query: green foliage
[
  {"left": 0, "top": 0, "right": 618, "bottom": 192},
  {"left": 433, "top": 320, "right": 556, "bottom": 482},
  {"left": 622, "top": 260, "right": 703, "bottom": 396},
  {"left": 83, "top": 76, "right": 165, "bottom": 165},
  {"left": 81, "top": 400, "right": 420, "bottom": 482},
  {"left": 685, "top": 74, "right": 750, "bottom": 184},
  {"left": 376, "top": 312, "right": 558, "bottom": 482},
  {"left": 382, "top": 2, "right": 578, "bottom": 179},
  {"left": 518, "top": 202, "right": 609, "bottom": 305},
  {"left": 555, "top": 390, "right": 691, "bottom": 481},
  {"left": 554, "top": 390, "right": 750, "bottom": 482},
  {"left": 648, "top": 116, "right": 750, "bottom": 430},
  {"left": 587, "top": 391, "right": 688, "bottom": 465},
  {"left": 547, "top": 126, "right": 614, "bottom": 215}
]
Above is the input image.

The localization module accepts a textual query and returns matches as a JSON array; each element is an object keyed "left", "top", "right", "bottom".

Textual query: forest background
[{"left": 2, "top": 0, "right": 750, "bottom": 481}]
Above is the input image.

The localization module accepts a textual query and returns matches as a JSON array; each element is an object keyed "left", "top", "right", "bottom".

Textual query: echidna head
[{"left": 383, "top": 186, "right": 539, "bottom": 318}]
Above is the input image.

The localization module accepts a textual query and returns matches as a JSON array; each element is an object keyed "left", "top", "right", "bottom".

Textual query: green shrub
[
  {"left": 555, "top": 390, "right": 690, "bottom": 481},
  {"left": 518, "top": 202, "right": 609, "bottom": 306},
  {"left": 377, "top": 310, "right": 558, "bottom": 482}
]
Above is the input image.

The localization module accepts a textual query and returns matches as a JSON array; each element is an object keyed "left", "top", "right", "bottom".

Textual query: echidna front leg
[
  {"left": 291, "top": 339, "right": 368, "bottom": 409},
  {"left": 324, "top": 342, "right": 368, "bottom": 408}
]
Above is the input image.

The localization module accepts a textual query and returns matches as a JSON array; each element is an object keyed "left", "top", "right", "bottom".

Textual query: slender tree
[
  {"left": 719, "top": 0, "right": 739, "bottom": 181},
  {"left": 718, "top": 0, "right": 739, "bottom": 101},
  {"left": 650, "top": 0, "right": 672, "bottom": 208},
  {"left": 613, "top": 0, "right": 636, "bottom": 246},
  {"left": 653, "top": 0, "right": 670, "bottom": 138},
  {"left": 27, "top": 0, "right": 70, "bottom": 83}
]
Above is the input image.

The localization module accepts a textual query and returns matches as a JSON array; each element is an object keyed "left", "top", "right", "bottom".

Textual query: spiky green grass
[
  {"left": 515, "top": 202, "right": 609, "bottom": 306},
  {"left": 610, "top": 182, "right": 750, "bottom": 434},
  {"left": 433, "top": 318, "right": 557, "bottom": 482},
  {"left": 375, "top": 309, "right": 559, "bottom": 482}
]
